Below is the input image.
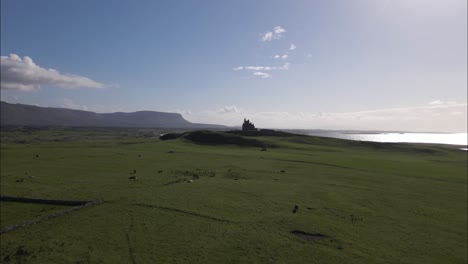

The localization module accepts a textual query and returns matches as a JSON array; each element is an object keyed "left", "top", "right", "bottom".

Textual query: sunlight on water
[
  {"left": 305, "top": 132, "right": 468, "bottom": 147},
  {"left": 345, "top": 133, "right": 467, "bottom": 145}
]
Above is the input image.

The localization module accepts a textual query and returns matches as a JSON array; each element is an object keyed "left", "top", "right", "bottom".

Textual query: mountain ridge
[{"left": 0, "top": 101, "right": 226, "bottom": 129}]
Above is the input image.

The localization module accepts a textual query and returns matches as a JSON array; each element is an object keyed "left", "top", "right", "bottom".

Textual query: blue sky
[{"left": 1, "top": 0, "right": 467, "bottom": 131}]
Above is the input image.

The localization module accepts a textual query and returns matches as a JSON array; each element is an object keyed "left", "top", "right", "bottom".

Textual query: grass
[
  {"left": 0, "top": 202, "right": 70, "bottom": 229},
  {"left": 0, "top": 128, "right": 466, "bottom": 263}
]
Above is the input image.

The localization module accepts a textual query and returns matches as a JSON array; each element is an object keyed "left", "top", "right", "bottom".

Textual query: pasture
[{"left": 0, "top": 128, "right": 466, "bottom": 263}]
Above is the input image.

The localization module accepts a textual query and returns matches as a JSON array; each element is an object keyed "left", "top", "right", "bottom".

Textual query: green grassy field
[{"left": 0, "top": 128, "right": 466, "bottom": 263}]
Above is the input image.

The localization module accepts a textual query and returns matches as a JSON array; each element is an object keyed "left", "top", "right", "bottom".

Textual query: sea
[{"left": 287, "top": 130, "right": 468, "bottom": 149}]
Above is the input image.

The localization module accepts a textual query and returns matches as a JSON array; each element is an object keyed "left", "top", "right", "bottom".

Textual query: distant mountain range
[{"left": 0, "top": 101, "right": 226, "bottom": 129}]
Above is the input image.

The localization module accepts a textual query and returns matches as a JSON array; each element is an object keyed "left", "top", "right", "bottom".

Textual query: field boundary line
[{"left": 0, "top": 196, "right": 101, "bottom": 234}]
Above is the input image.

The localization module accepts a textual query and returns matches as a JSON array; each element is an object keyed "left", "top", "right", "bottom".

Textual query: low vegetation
[
  {"left": 0, "top": 128, "right": 466, "bottom": 263},
  {"left": 161, "top": 130, "right": 268, "bottom": 147}
]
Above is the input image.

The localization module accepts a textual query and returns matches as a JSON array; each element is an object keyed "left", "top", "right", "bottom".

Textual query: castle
[{"left": 242, "top": 118, "right": 257, "bottom": 131}]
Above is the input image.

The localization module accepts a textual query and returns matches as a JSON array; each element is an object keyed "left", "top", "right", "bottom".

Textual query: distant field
[{"left": 0, "top": 128, "right": 466, "bottom": 263}]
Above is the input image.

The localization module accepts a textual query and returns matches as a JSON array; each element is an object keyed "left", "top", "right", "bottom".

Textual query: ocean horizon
[{"left": 286, "top": 130, "right": 468, "bottom": 147}]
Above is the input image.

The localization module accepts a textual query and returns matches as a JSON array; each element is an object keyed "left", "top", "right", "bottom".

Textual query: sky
[{"left": 1, "top": 0, "right": 467, "bottom": 132}]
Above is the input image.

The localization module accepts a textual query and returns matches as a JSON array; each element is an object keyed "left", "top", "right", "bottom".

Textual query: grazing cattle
[
  {"left": 16, "top": 178, "right": 25, "bottom": 183},
  {"left": 130, "top": 169, "right": 136, "bottom": 174},
  {"left": 35, "top": 154, "right": 39, "bottom": 158},
  {"left": 292, "top": 204, "right": 299, "bottom": 214},
  {"left": 187, "top": 180, "right": 193, "bottom": 183},
  {"left": 129, "top": 176, "right": 138, "bottom": 180}
]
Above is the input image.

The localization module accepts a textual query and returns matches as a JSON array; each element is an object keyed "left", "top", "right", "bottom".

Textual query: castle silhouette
[{"left": 242, "top": 118, "right": 257, "bottom": 131}]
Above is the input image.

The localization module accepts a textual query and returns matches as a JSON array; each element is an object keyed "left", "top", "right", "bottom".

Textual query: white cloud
[
  {"left": 273, "top": 26, "right": 286, "bottom": 34},
  {"left": 0, "top": 54, "right": 109, "bottom": 91},
  {"left": 429, "top": 100, "right": 457, "bottom": 105},
  {"left": 232, "top": 63, "right": 290, "bottom": 78},
  {"left": 429, "top": 100, "right": 444, "bottom": 105},
  {"left": 307, "top": 54, "right": 313, "bottom": 58},
  {"left": 260, "top": 26, "right": 286, "bottom": 42},
  {"left": 253, "top": 72, "right": 271, "bottom": 78},
  {"left": 261, "top": 32, "right": 274, "bottom": 42},
  {"left": 173, "top": 109, "right": 193, "bottom": 116},
  {"left": 245, "top": 66, "right": 273, "bottom": 71},
  {"left": 289, "top": 44, "right": 296, "bottom": 50},
  {"left": 273, "top": 54, "right": 288, "bottom": 60},
  {"left": 218, "top": 105, "right": 241, "bottom": 113},
  {"left": 234, "top": 63, "right": 290, "bottom": 72}
]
